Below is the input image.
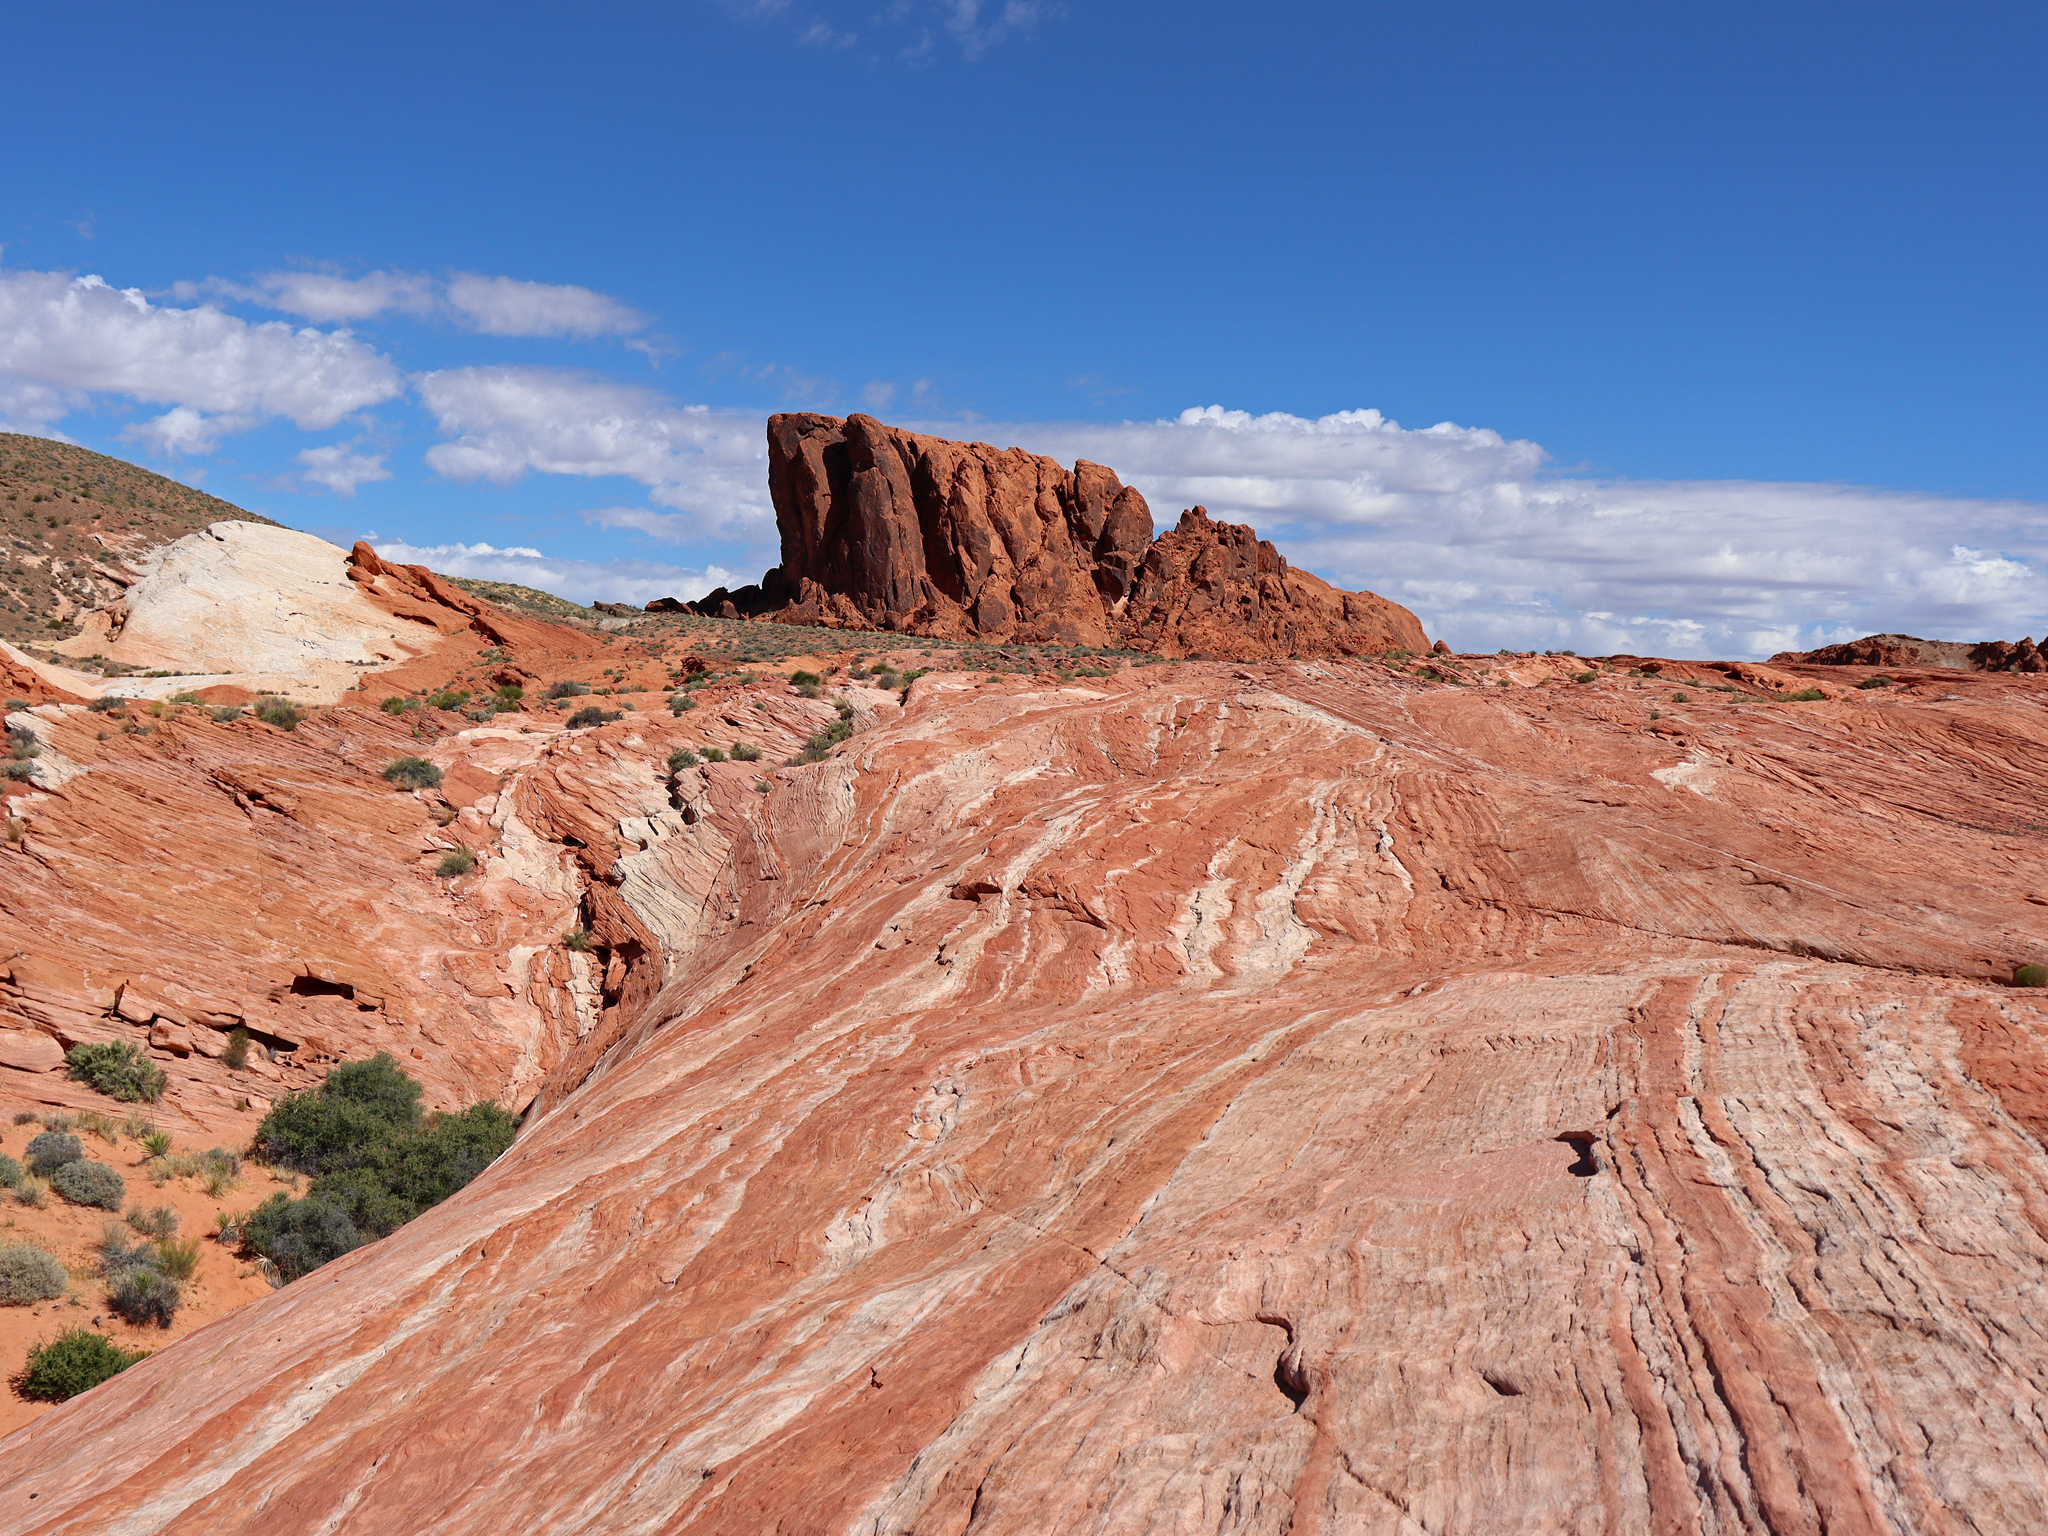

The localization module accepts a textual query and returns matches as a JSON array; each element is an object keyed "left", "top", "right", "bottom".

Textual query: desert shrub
[
  {"left": 0, "top": 1153, "right": 19, "bottom": 1187},
  {"left": 7, "top": 725, "right": 38, "bottom": 759},
  {"left": 701, "top": 746, "right": 727, "bottom": 762},
  {"left": 3, "top": 699, "right": 23, "bottom": 711},
  {"left": 1785, "top": 688, "right": 1826, "bottom": 702},
  {"left": 25, "top": 1131, "right": 82, "bottom": 1176},
  {"left": 52, "top": 1159, "right": 125, "bottom": 1210},
  {"left": 1857, "top": 676, "right": 1892, "bottom": 689},
  {"left": 86, "top": 695, "right": 127, "bottom": 714},
  {"left": 0, "top": 1243, "right": 66, "bottom": 1304},
  {"left": 2018, "top": 964, "right": 2048, "bottom": 989},
  {"left": 382, "top": 756, "right": 444, "bottom": 790},
  {"left": 108, "top": 1266, "right": 180, "bottom": 1327},
  {"left": 494, "top": 683, "right": 525, "bottom": 707},
  {"left": 15, "top": 1328, "right": 147, "bottom": 1400},
  {"left": 126, "top": 1204, "right": 179, "bottom": 1241},
  {"left": 245, "top": 1056, "right": 515, "bottom": 1280},
  {"left": 437, "top": 846, "right": 477, "bottom": 877},
  {"left": 669, "top": 693, "right": 696, "bottom": 714},
  {"left": 225, "top": 1027, "right": 252, "bottom": 1070},
  {"left": 547, "top": 680, "right": 588, "bottom": 699},
  {"left": 9, "top": 1112, "right": 31, "bottom": 1126},
  {"left": 730, "top": 742, "right": 762, "bottom": 762},
  {"left": 426, "top": 689, "right": 471, "bottom": 711},
  {"left": 152, "top": 1236, "right": 202, "bottom": 1283},
  {"left": 379, "top": 695, "right": 415, "bottom": 714},
  {"left": 254, "top": 1052, "right": 423, "bottom": 1174},
  {"left": 1573, "top": 672, "right": 1596, "bottom": 684},
  {"left": 565, "top": 706, "right": 614, "bottom": 729},
  {"left": 562, "top": 928, "right": 595, "bottom": 952},
  {"left": 668, "top": 747, "right": 699, "bottom": 772},
  {"left": 66, "top": 1039, "right": 167, "bottom": 1103},
  {"left": 254, "top": 697, "right": 302, "bottom": 730},
  {"left": 874, "top": 670, "right": 901, "bottom": 690},
  {"left": 789, "top": 670, "right": 821, "bottom": 687},
  {"left": 141, "top": 1129, "right": 172, "bottom": 1157},
  {"left": 14, "top": 1176, "right": 46, "bottom": 1208},
  {"left": 212, "top": 705, "right": 244, "bottom": 722},
  {"left": 1671, "top": 691, "right": 1691, "bottom": 703}
]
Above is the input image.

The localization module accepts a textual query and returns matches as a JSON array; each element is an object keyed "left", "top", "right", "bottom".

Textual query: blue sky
[{"left": 2, "top": 0, "right": 2043, "bottom": 656}]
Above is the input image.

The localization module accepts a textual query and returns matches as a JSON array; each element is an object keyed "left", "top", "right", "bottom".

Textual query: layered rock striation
[
  {"left": 693, "top": 413, "right": 1428, "bottom": 658},
  {"left": 10, "top": 653, "right": 2048, "bottom": 1531}
]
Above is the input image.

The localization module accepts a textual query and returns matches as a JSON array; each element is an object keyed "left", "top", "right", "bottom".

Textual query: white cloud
[
  {"left": 924, "top": 406, "right": 2048, "bottom": 658},
  {"left": 372, "top": 538, "right": 737, "bottom": 608},
  {"left": 297, "top": 441, "right": 392, "bottom": 498},
  {"left": 444, "top": 274, "right": 648, "bottom": 338},
  {"left": 0, "top": 267, "right": 403, "bottom": 450},
  {"left": 416, "top": 366, "right": 773, "bottom": 542},
  {"left": 234, "top": 270, "right": 438, "bottom": 323}
]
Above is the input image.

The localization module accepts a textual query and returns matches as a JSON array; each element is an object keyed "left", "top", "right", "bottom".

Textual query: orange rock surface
[{"left": 3, "top": 647, "right": 2047, "bottom": 1530}]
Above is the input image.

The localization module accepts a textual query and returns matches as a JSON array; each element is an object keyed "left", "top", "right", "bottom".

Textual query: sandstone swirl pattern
[{"left": 5, "top": 662, "right": 2048, "bottom": 1534}]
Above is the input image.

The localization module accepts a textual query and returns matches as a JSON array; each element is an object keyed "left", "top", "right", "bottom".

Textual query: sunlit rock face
[
  {"left": 722, "top": 412, "right": 1430, "bottom": 659},
  {"left": 7, "top": 649, "right": 2048, "bottom": 1534}
]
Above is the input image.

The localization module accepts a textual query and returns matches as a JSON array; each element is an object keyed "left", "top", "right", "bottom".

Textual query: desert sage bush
[
  {"left": 382, "top": 756, "right": 443, "bottom": 790},
  {"left": 52, "top": 1159, "right": 125, "bottom": 1210},
  {"left": 24, "top": 1131, "right": 82, "bottom": 1176},
  {"left": 0, "top": 1243, "right": 67, "bottom": 1304}
]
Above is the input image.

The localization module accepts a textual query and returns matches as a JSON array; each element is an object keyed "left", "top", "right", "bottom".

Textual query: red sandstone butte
[
  {"left": 8, "top": 650, "right": 2048, "bottom": 1532},
  {"left": 709, "top": 412, "right": 1429, "bottom": 658}
]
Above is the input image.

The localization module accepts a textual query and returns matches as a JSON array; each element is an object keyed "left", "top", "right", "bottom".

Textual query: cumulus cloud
[
  {"left": 220, "top": 270, "right": 439, "bottom": 323},
  {"left": 296, "top": 441, "right": 392, "bottom": 498},
  {"left": 443, "top": 274, "right": 648, "bottom": 338},
  {"left": 371, "top": 538, "right": 737, "bottom": 608},
  {"left": 926, "top": 406, "right": 2048, "bottom": 658},
  {"left": 416, "top": 366, "right": 773, "bottom": 541},
  {"left": 0, "top": 267, "right": 403, "bottom": 450}
]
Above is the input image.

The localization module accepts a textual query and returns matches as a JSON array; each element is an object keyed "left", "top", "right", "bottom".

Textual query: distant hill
[
  {"left": 0, "top": 433, "right": 280, "bottom": 653},
  {"left": 442, "top": 576, "right": 601, "bottom": 625}
]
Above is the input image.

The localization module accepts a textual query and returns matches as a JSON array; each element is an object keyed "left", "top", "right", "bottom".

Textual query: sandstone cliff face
[
  {"left": 732, "top": 413, "right": 1428, "bottom": 657},
  {"left": 10, "top": 654, "right": 2048, "bottom": 1533}
]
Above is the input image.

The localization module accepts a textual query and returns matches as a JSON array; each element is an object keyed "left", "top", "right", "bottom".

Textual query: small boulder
[{"left": 0, "top": 1029, "right": 63, "bottom": 1073}]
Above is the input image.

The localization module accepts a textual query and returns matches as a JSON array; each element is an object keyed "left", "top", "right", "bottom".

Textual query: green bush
[
  {"left": 437, "top": 847, "right": 477, "bottom": 878},
  {"left": 494, "top": 683, "right": 525, "bottom": 707},
  {"left": 0, "top": 1243, "right": 66, "bottom": 1304},
  {"left": 15, "top": 1328, "right": 147, "bottom": 1400},
  {"left": 225, "top": 1027, "right": 252, "bottom": 1070},
  {"left": 669, "top": 693, "right": 696, "bottom": 714},
  {"left": 254, "top": 697, "right": 302, "bottom": 730},
  {"left": 382, "top": 756, "right": 443, "bottom": 790},
  {"left": 565, "top": 706, "right": 616, "bottom": 729},
  {"left": 245, "top": 1056, "right": 516, "bottom": 1280},
  {"left": 86, "top": 696, "right": 127, "bottom": 714},
  {"left": 2017, "top": 964, "right": 2048, "bottom": 989},
  {"left": 1785, "top": 688, "right": 1826, "bottom": 702},
  {"left": 730, "top": 741, "right": 762, "bottom": 762},
  {"left": 1671, "top": 691, "right": 1691, "bottom": 704},
  {"left": 66, "top": 1039, "right": 167, "bottom": 1104},
  {"left": 52, "top": 1159, "right": 125, "bottom": 1210},
  {"left": 667, "top": 747, "right": 699, "bottom": 772},
  {"left": 1857, "top": 676, "right": 1892, "bottom": 689},
  {"left": 547, "top": 680, "right": 589, "bottom": 699},
  {"left": 0, "top": 1153, "right": 19, "bottom": 1188},
  {"left": 426, "top": 689, "right": 471, "bottom": 711},
  {"left": 108, "top": 1266, "right": 179, "bottom": 1327},
  {"left": 379, "top": 695, "right": 415, "bottom": 714},
  {"left": 25, "top": 1131, "right": 82, "bottom": 1176},
  {"left": 562, "top": 928, "right": 596, "bottom": 952},
  {"left": 701, "top": 746, "right": 726, "bottom": 762},
  {"left": 1573, "top": 671, "right": 1596, "bottom": 684},
  {"left": 152, "top": 1236, "right": 201, "bottom": 1283},
  {"left": 212, "top": 705, "right": 244, "bottom": 723}
]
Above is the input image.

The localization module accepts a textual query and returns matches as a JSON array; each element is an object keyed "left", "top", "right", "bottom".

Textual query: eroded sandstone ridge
[
  {"left": 696, "top": 413, "right": 1430, "bottom": 658},
  {"left": 1774, "top": 630, "right": 2048, "bottom": 671},
  {"left": 8, "top": 645, "right": 2048, "bottom": 1533}
]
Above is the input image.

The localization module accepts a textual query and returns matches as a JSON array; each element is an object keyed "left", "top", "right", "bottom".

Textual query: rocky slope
[
  {"left": 0, "top": 435, "right": 279, "bottom": 656},
  {"left": 697, "top": 413, "right": 1429, "bottom": 658},
  {"left": 5, "top": 645, "right": 2048, "bottom": 1533},
  {"left": 1774, "top": 631, "right": 2048, "bottom": 672}
]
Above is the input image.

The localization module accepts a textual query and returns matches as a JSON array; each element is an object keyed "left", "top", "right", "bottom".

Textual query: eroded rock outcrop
[
  {"left": 11, "top": 653, "right": 2048, "bottom": 1532},
  {"left": 1774, "top": 630, "right": 2048, "bottom": 672},
  {"left": 706, "top": 413, "right": 1429, "bottom": 657}
]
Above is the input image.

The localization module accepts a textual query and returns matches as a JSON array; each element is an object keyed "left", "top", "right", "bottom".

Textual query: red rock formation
[
  {"left": 1774, "top": 631, "right": 2048, "bottom": 672},
  {"left": 726, "top": 413, "right": 1428, "bottom": 657},
  {"left": 11, "top": 653, "right": 2048, "bottom": 1530}
]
